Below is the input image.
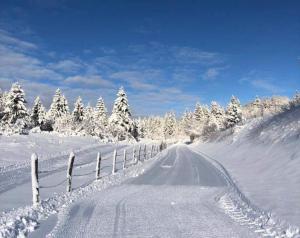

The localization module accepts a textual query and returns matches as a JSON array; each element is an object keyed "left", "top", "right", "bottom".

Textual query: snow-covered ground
[
  {"left": 193, "top": 106, "right": 300, "bottom": 229},
  {"left": 30, "top": 145, "right": 257, "bottom": 238},
  {"left": 0, "top": 133, "right": 102, "bottom": 168},
  {"left": 0, "top": 133, "right": 158, "bottom": 237},
  {"left": 1, "top": 106, "right": 300, "bottom": 237}
]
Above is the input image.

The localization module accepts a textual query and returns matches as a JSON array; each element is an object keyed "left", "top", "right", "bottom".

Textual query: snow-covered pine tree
[
  {"left": 48, "top": 89, "right": 62, "bottom": 119},
  {"left": 202, "top": 105, "right": 210, "bottom": 122},
  {"left": 81, "top": 103, "right": 97, "bottom": 136},
  {"left": 180, "top": 109, "right": 194, "bottom": 135},
  {"left": 61, "top": 95, "right": 69, "bottom": 114},
  {"left": 72, "top": 96, "right": 84, "bottom": 123},
  {"left": 194, "top": 102, "right": 204, "bottom": 122},
  {"left": 203, "top": 113, "right": 219, "bottom": 137},
  {"left": 210, "top": 101, "right": 225, "bottom": 129},
  {"left": 290, "top": 91, "right": 300, "bottom": 109},
  {"left": 2, "top": 82, "right": 28, "bottom": 124},
  {"left": 163, "top": 112, "right": 176, "bottom": 139},
  {"left": 225, "top": 96, "right": 243, "bottom": 128},
  {"left": 94, "top": 97, "right": 108, "bottom": 127},
  {"left": 252, "top": 96, "right": 263, "bottom": 117},
  {"left": 31, "top": 96, "right": 46, "bottom": 127},
  {"left": 136, "top": 117, "right": 145, "bottom": 139},
  {"left": 109, "top": 87, "right": 134, "bottom": 140},
  {"left": 48, "top": 89, "right": 69, "bottom": 120},
  {"left": 0, "top": 88, "right": 6, "bottom": 120}
]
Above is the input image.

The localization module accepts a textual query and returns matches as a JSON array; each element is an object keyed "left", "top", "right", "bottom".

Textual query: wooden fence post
[
  {"left": 138, "top": 145, "right": 141, "bottom": 162},
  {"left": 96, "top": 152, "right": 101, "bottom": 180},
  {"left": 132, "top": 147, "right": 135, "bottom": 165},
  {"left": 123, "top": 149, "right": 127, "bottom": 170},
  {"left": 150, "top": 145, "right": 154, "bottom": 158},
  {"left": 31, "top": 153, "right": 40, "bottom": 206},
  {"left": 112, "top": 149, "right": 117, "bottom": 174},
  {"left": 67, "top": 152, "right": 75, "bottom": 192}
]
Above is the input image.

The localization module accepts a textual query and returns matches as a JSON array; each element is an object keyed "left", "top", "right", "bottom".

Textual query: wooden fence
[{"left": 31, "top": 143, "right": 165, "bottom": 206}]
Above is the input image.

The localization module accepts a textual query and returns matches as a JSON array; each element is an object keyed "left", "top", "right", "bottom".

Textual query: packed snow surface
[{"left": 40, "top": 145, "right": 257, "bottom": 238}]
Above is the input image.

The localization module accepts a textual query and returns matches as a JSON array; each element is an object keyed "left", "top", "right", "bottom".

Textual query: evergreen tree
[
  {"left": 203, "top": 113, "right": 219, "bottom": 137},
  {"left": 194, "top": 102, "right": 204, "bottom": 122},
  {"left": 290, "top": 91, "right": 300, "bottom": 108},
  {"left": 210, "top": 101, "right": 225, "bottom": 129},
  {"left": 0, "top": 88, "right": 6, "bottom": 120},
  {"left": 2, "top": 82, "right": 28, "bottom": 124},
  {"left": 94, "top": 97, "right": 108, "bottom": 126},
  {"left": 81, "top": 103, "right": 97, "bottom": 136},
  {"left": 61, "top": 95, "right": 70, "bottom": 114},
  {"left": 163, "top": 112, "right": 176, "bottom": 139},
  {"left": 180, "top": 109, "right": 194, "bottom": 135},
  {"left": 109, "top": 87, "right": 134, "bottom": 140},
  {"left": 225, "top": 96, "right": 243, "bottom": 128},
  {"left": 48, "top": 89, "right": 69, "bottom": 120},
  {"left": 31, "top": 96, "right": 46, "bottom": 127},
  {"left": 72, "top": 96, "right": 84, "bottom": 123}
]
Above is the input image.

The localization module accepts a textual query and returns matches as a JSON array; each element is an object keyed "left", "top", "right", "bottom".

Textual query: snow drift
[{"left": 193, "top": 105, "right": 300, "bottom": 228}]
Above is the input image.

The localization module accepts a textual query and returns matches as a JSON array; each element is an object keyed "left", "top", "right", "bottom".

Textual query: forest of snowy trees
[{"left": 0, "top": 82, "right": 300, "bottom": 141}]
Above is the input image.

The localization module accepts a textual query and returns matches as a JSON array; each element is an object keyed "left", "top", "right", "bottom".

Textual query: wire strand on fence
[
  {"left": 35, "top": 144, "right": 162, "bottom": 202},
  {"left": 40, "top": 179, "right": 67, "bottom": 189},
  {"left": 73, "top": 170, "right": 96, "bottom": 177}
]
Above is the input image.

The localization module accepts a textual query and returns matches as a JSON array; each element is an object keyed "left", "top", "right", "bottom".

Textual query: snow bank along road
[{"left": 44, "top": 145, "right": 257, "bottom": 238}]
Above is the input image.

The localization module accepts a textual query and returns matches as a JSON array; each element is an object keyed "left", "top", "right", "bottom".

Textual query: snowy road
[{"left": 46, "top": 145, "right": 255, "bottom": 238}]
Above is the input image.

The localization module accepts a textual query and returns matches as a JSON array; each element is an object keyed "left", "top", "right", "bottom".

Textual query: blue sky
[{"left": 0, "top": 0, "right": 299, "bottom": 116}]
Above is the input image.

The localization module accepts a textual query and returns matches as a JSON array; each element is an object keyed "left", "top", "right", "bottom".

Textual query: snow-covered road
[{"left": 46, "top": 145, "right": 255, "bottom": 238}]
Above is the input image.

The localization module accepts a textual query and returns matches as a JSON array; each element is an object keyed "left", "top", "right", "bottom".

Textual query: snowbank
[{"left": 193, "top": 106, "right": 300, "bottom": 228}]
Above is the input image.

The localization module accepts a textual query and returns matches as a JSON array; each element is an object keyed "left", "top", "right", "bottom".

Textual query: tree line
[{"left": 0, "top": 82, "right": 299, "bottom": 141}]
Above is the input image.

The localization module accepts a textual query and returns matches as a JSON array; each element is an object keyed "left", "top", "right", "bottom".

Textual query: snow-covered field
[
  {"left": 0, "top": 133, "right": 102, "bottom": 168},
  {"left": 193, "top": 106, "right": 300, "bottom": 229}
]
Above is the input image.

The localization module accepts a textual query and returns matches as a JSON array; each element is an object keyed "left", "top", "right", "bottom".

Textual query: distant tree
[
  {"left": 290, "top": 91, "right": 300, "bottom": 109},
  {"left": 225, "top": 96, "right": 243, "bottom": 128},
  {"left": 109, "top": 87, "right": 134, "bottom": 140},
  {"left": 203, "top": 114, "right": 219, "bottom": 137},
  {"left": 2, "top": 82, "right": 28, "bottom": 124},
  {"left": 31, "top": 96, "right": 46, "bottom": 127},
  {"left": 163, "top": 112, "right": 176, "bottom": 139},
  {"left": 81, "top": 103, "right": 97, "bottom": 136},
  {"left": 94, "top": 97, "right": 108, "bottom": 127},
  {"left": 48, "top": 89, "right": 69, "bottom": 120},
  {"left": 72, "top": 96, "right": 84, "bottom": 123},
  {"left": 194, "top": 102, "right": 204, "bottom": 122},
  {"left": 180, "top": 109, "right": 194, "bottom": 135},
  {"left": 210, "top": 101, "right": 225, "bottom": 129},
  {"left": 0, "top": 88, "right": 6, "bottom": 120}
]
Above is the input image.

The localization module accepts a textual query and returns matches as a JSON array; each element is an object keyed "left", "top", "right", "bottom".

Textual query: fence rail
[{"left": 30, "top": 142, "right": 167, "bottom": 206}]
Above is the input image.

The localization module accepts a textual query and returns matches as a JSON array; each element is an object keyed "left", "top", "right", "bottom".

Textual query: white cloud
[
  {"left": 171, "top": 46, "right": 223, "bottom": 65},
  {"left": 110, "top": 70, "right": 157, "bottom": 91},
  {"left": 0, "top": 29, "right": 63, "bottom": 82},
  {"left": 240, "top": 71, "right": 283, "bottom": 94},
  {"left": 202, "top": 66, "right": 229, "bottom": 81},
  {"left": 0, "top": 29, "right": 37, "bottom": 50},
  {"left": 202, "top": 68, "right": 219, "bottom": 80},
  {"left": 49, "top": 59, "right": 83, "bottom": 73},
  {"left": 251, "top": 79, "right": 283, "bottom": 94},
  {"left": 64, "top": 74, "right": 115, "bottom": 88}
]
